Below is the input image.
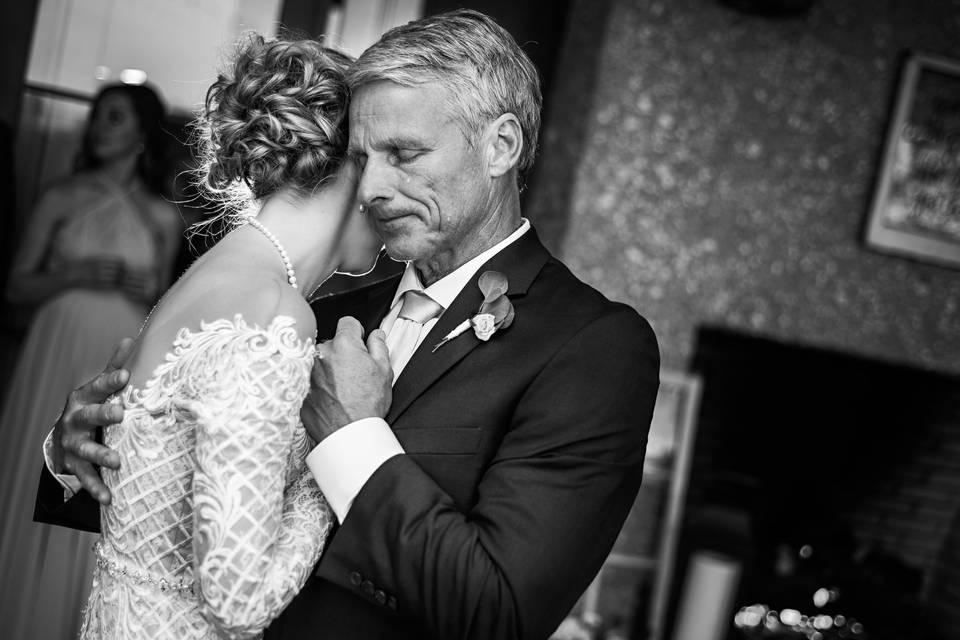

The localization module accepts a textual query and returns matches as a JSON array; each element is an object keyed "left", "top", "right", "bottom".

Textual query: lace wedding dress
[{"left": 79, "top": 314, "right": 333, "bottom": 639}]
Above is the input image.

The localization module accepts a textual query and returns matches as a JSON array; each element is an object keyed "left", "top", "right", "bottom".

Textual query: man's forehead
[{"left": 348, "top": 81, "right": 456, "bottom": 143}]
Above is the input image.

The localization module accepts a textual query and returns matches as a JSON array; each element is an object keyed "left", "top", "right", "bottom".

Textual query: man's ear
[{"left": 484, "top": 113, "right": 523, "bottom": 178}]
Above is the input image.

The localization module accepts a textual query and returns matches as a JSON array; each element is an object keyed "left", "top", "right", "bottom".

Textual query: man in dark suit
[{"left": 39, "top": 10, "right": 659, "bottom": 639}]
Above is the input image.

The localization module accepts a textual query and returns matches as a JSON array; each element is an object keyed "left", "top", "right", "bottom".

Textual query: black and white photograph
[{"left": 0, "top": 1, "right": 958, "bottom": 639}]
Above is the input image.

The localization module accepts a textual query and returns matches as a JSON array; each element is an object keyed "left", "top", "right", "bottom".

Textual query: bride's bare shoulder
[
  {"left": 127, "top": 266, "right": 317, "bottom": 390},
  {"left": 268, "top": 279, "right": 317, "bottom": 344},
  {"left": 161, "top": 263, "right": 317, "bottom": 345},
  {"left": 216, "top": 276, "right": 314, "bottom": 344}
]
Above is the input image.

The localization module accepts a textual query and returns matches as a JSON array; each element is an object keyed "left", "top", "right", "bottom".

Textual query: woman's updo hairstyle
[{"left": 198, "top": 34, "right": 353, "bottom": 212}]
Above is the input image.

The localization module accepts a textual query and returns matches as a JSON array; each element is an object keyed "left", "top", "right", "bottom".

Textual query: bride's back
[
  {"left": 77, "top": 33, "right": 350, "bottom": 640},
  {"left": 88, "top": 250, "right": 320, "bottom": 637}
]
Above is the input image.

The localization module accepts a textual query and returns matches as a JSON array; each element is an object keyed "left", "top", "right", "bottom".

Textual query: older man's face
[{"left": 347, "top": 80, "right": 492, "bottom": 268}]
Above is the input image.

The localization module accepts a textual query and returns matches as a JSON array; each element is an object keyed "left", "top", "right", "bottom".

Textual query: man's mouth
[{"left": 374, "top": 210, "right": 415, "bottom": 225}]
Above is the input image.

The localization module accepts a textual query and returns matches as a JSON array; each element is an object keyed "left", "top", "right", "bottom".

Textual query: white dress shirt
[{"left": 305, "top": 219, "right": 530, "bottom": 521}]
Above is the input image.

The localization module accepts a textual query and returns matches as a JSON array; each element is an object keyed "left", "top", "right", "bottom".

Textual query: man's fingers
[
  {"left": 87, "top": 369, "right": 129, "bottom": 401},
  {"left": 334, "top": 316, "right": 364, "bottom": 343},
  {"left": 74, "top": 401, "right": 124, "bottom": 429},
  {"left": 72, "top": 338, "right": 133, "bottom": 406},
  {"left": 106, "top": 337, "right": 136, "bottom": 372},
  {"left": 309, "top": 358, "right": 326, "bottom": 386},
  {"left": 311, "top": 343, "right": 330, "bottom": 376},
  {"left": 73, "top": 461, "right": 112, "bottom": 505},
  {"left": 76, "top": 440, "right": 121, "bottom": 470},
  {"left": 366, "top": 329, "right": 391, "bottom": 371}
]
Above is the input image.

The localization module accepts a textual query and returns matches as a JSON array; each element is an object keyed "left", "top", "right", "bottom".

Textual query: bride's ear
[{"left": 484, "top": 114, "right": 523, "bottom": 179}]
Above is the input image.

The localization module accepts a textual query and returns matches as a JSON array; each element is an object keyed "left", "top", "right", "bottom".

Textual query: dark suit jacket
[{"left": 36, "top": 227, "right": 660, "bottom": 640}]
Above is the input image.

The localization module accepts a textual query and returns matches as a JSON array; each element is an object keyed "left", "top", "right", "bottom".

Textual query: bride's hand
[{"left": 52, "top": 338, "right": 134, "bottom": 505}]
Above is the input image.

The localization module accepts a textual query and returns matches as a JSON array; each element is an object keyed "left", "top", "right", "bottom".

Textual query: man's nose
[{"left": 356, "top": 157, "right": 395, "bottom": 209}]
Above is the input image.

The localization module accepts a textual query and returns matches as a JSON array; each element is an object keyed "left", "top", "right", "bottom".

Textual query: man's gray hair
[{"left": 348, "top": 9, "right": 542, "bottom": 187}]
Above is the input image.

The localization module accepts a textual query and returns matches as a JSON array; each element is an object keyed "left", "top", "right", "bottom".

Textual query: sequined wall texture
[{"left": 527, "top": 0, "right": 960, "bottom": 374}]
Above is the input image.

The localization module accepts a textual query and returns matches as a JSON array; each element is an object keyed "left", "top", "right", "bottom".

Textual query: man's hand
[
  {"left": 301, "top": 317, "right": 392, "bottom": 443},
  {"left": 52, "top": 337, "right": 134, "bottom": 505}
]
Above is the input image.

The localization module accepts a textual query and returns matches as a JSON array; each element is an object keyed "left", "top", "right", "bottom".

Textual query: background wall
[
  {"left": 523, "top": 2, "right": 960, "bottom": 633},
  {"left": 527, "top": 0, "right": 960, "bottom": 376}
]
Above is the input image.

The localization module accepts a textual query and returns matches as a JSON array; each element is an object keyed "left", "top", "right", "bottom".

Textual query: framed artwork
[
  {"left": 552, "top": 371, "right": 702, "bottom": 640},
  {"left": 865, "top": 51, "right": 960, "bottom": 268}
]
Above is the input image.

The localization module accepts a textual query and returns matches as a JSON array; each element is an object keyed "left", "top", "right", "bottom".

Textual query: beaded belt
[{"left": 93, "top": 540, "right": 197, "bottom": 598}]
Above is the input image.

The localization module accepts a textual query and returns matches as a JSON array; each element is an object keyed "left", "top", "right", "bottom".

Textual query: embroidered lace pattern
[{"left": 79, "top": 315, "right": 332, "bottom": 639}]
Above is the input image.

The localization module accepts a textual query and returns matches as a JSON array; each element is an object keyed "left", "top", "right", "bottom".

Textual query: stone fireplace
[{"left": 666, "top": 326, "right": 960, "bottom": 639}]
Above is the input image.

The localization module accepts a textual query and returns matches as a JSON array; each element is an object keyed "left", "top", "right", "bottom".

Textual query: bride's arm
[{"left": 190, "top": 336, "right": 332, "bottom": 638}]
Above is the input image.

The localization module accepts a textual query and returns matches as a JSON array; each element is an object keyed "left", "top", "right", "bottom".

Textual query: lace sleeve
[{"left": 185, "top": 317, "right": 333, "bottom": 638}]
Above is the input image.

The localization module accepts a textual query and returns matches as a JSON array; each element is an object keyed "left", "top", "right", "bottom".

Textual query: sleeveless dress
[
  {"left": 78, "top": 314, "right": 332, "bottom": 639},
  {"left": 0, "top": 178, "right": 167, "bottom": 638}
]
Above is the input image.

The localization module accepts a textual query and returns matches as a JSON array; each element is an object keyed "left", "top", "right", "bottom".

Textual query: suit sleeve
[
  {"left": 33, "top": 425, "right": 105, "bottom": 534},
  {"left": 318, "top": 307, "right": 660, "bottom": 640},
  {"left": 33, "top": 464, "right": 101, "bottom": 533}
]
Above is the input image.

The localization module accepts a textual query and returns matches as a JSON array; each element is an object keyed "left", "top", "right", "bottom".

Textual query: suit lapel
[{"left": 386, "top": 227, "right": 550, "bottom": 424}]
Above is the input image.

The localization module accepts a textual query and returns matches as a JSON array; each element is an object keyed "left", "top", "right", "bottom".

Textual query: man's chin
[{"left": 381, "top": 238, "right": 431, "bottom": 264}]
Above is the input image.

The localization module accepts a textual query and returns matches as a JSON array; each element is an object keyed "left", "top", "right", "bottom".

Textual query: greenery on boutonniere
[{"left": 433, "top": 270, "right": 515, "bottom": 352}]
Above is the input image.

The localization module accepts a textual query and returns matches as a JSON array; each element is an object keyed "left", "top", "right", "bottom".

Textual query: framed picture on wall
[{"left": 865, "top": 51, "right": 960, "bottom": 268}]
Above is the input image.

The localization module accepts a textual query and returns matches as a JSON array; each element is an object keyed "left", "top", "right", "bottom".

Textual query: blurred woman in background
[{"left": 0, "top": 82, "right": 181, "bottom": 638}]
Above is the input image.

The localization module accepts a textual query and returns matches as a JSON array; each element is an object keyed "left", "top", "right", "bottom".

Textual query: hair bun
[{"left": 200, "top": 34, "right": 352, "bottom": 202}]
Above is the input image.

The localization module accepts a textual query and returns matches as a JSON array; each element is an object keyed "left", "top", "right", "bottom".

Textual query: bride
[{"left": 77, "top": 35, "right": 382, "bottom": 638}]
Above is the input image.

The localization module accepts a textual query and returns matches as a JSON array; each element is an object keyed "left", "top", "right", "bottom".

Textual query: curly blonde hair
[{"left": 197, "top": 34, "right": 353, "bottom": 214}]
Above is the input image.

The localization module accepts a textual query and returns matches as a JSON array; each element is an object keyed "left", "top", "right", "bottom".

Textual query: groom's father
[{"left": 41, "top": 10, "right": 660, "bottom": 640}]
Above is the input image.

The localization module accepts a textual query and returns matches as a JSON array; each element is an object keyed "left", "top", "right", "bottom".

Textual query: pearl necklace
[
  {"left": 246, "top": 216, "right": 298, "bottom": 289},
  {"left": 137, "top": 216, "right": 298, "bottom": 336}
]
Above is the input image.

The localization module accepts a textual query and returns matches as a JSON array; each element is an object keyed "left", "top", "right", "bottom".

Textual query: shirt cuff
[
  {"left": 43, "top": 429, "right": 81, "bottom": 499},
  {"left": 306, "top": 417, "right": 404, "bottom": 523}
]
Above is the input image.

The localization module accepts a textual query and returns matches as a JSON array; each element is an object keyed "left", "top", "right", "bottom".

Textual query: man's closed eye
[{"left": 391, "top": 149, "right": 424, "bottom": 165}]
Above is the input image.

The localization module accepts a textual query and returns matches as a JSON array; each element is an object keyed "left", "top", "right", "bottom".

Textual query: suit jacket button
[
  {"left": 361, "top": 579, "right": 375, "bottom": 596},
  {"left": 349, "top": 571, "right": 363, "bottom": 587},
  {"left": 387, "top": 595, "right": 398, "bottom": 611},
  {"left": 374, "top": 589, "right": 387, "bottom": 605}
]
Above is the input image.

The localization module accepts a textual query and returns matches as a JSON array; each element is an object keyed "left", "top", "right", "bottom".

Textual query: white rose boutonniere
[
  {"left": 471, "top": 313, "right": 498, "bottom": 341},
  {"left": 433, "top": 271, "right": 515, "bottom": 352}
]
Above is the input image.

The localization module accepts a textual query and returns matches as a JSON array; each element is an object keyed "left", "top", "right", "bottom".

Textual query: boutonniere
[{"left": 433, "top": 270, "right": 515, "bottom": 352}]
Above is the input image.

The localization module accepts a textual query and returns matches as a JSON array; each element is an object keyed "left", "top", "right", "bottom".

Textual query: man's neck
[{"left": 414, "top": 214, "right": 523, "bottom": 286}]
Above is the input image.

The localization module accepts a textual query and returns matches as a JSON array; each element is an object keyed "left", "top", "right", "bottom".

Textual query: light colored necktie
[{"left": 385, "top": 290, "right": 444, "bottom": 379}]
